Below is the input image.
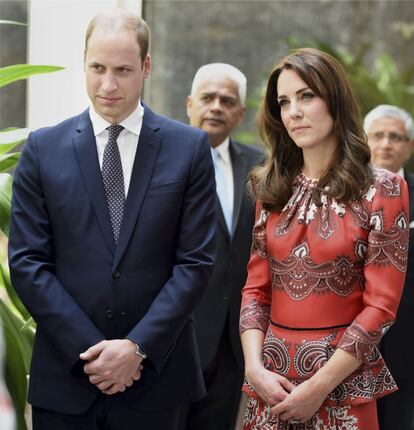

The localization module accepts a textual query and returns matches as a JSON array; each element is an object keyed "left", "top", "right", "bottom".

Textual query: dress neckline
[{"left": 296, "top": 172, "right": 318, "bottom": 189}]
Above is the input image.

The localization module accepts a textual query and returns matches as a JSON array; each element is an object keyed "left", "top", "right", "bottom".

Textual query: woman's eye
[
  {"left": 302, "top": 92, "right": 315, "bottom": 101},
  {"left": 278, "top": 99, "right": 289, "bottom": 108}
]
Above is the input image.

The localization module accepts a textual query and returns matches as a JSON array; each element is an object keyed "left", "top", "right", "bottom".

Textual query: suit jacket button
[
  {"left": 106, "top": 309, "right": 113, "bottom": 319},
  {"left": 112, "top": 270, "right": 120, "bottom": 279}
]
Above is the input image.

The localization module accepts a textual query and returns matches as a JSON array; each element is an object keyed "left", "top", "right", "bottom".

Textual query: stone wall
[{"left": 0, "top": 0, "right": 27, "bottom": 130}]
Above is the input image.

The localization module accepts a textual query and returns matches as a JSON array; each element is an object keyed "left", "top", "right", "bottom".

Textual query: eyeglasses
[{"left": 368, "top": 131, "right": 410, "bottom": 144}]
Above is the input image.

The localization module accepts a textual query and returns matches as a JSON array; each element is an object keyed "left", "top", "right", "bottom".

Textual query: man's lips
[
  {"left": 203, "top": 118, "right": 225, "bottom": 125},
  {"left": 97, "top": 96, "right": 122, "bottom": 104},
  {"left": 377, "top": 153, "right": 393, "bottom": 159}
]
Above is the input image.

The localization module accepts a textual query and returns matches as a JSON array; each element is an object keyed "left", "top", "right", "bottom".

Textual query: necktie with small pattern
[{"left": 102, "top": 125, "right": 125, "bottom": 244}]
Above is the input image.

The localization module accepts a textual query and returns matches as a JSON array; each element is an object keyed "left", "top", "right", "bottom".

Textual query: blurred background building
[{"left": 1, "top": 0, "right": 414, "bottom": 160}]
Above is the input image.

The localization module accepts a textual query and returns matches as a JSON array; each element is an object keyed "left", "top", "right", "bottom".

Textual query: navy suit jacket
[{"left": 8, "top": 105, "right": 217, "bottom": 414}]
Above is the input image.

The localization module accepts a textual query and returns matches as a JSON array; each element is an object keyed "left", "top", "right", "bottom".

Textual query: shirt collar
[
  {"left": 397, "top": 167, "right": 405, "bottom": 178},
  {"left": 89, "top": 102, "right": 144, "bottom": 137},
  {"left": 211, "top": 137, "right": 231, "bottom": 164}
]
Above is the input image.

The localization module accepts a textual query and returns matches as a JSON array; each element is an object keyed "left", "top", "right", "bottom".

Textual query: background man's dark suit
[
  {"left": 181, "top": 63, "right": 262, "bottom": 430},
  {"left": 364, "top": 104, "right": 414, "bottom": 430},
  {"left": 8, "top": 105, "right": 217, "bottom": 418},
  {"left": 378, "top": 170, "right": 414, "bottom": 429},
  {"left": 185, "top": 140, "right": 261, "bottom": 429}
]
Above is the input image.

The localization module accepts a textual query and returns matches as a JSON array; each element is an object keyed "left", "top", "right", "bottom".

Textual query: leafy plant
[
  {"left": 287, "top": 37, "right": 414, "bottom": 118},
  {"left": 0, "top": 19, "right": 64, "bottom": 430},
  {"left": 237, "top": 39, "right": 414, "bottom": 171}
]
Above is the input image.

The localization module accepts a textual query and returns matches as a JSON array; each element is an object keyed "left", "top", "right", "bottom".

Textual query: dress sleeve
[
  {"left": 337, "top": 173, "right": 409, "bottom": 365},
  {"left": 240, "top": 202, "right": 272, "bottom": 335}
]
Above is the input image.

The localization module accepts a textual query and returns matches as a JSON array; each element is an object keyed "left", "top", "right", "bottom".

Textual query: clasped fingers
[{"left": 101, "top": 382, "right": 127, "bottom": 395}]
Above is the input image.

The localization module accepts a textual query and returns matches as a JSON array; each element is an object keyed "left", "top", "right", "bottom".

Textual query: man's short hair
[
  {"left": 191, "top": 63, "right": 247, "bottom": 106},
  {"left": 85, "top": 10, "right": 150, "bottom": 64},
  {"left": 364, "top": 104, "right": 414, "bottom": 140}
]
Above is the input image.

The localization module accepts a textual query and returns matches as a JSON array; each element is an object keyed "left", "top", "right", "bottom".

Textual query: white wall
[{"left": 27, "top": 0, "right": 142, "bottom": 129}]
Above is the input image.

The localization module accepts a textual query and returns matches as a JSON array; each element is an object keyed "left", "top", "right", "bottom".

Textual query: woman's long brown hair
[{"left": 250, "top": 48, "right": 372, "bottom": 212}]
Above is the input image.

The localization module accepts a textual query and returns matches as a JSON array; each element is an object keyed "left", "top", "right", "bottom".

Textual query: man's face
[
  {"left": 84, "top": 26, "right": 151, "bottom": 124},
  {"left": 367, "top": 117, "right": 412, "bottom": 173},
  {"left": 186, "top": 77, "right": 245, "bottom": 147}
]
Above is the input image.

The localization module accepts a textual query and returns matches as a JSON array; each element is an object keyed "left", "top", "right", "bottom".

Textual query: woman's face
[{"left": 276, "top": 69, "right": 336, "bottom": 153}]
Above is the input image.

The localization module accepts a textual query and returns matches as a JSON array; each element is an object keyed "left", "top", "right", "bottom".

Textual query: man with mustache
[{"left": 180, "top": 63, "right": 262, "bottom": 430}]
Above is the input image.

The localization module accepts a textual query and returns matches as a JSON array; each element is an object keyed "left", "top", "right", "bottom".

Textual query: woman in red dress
[{"left": 240, "top": 48, "right": 409, "bottom": 429}]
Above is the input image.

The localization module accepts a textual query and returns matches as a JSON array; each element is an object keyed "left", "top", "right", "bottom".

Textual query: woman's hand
[
  {"left": 270, "top": 378, "right": 328, "bottom": 423},
  {"left": 246, "top": 366, "right": 295, "bottom": 406}
]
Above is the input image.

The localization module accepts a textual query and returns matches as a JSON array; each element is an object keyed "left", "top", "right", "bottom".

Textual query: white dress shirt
[
  {"left": 211, "top": 138, "right": 234, "bottom": 231},
  {"left": 89, "top": 103, "right": 144, "bottom": 197}
]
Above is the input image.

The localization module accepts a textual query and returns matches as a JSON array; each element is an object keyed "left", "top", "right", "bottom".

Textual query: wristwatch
[{"left": 135, "top": 343, "right": 147, "bottom": 360}]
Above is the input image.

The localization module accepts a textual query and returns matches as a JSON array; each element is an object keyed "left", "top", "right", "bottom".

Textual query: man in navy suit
[
  {"left": 364, "top": 105, "right": 414, "bottom": 430},
  {"left": 179, "top": 64, "right": 262, "bottom": 430},
  {"left": 8, "top": 10, "right": 217, "bottom": 430}
]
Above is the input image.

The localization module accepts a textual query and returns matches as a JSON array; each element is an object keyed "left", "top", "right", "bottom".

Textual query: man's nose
[
  {"left": 377, "top": 135, "right": 392, "bottom": 148},
  {"left": 210, "top": 97, "right": 222, "bottom": 112},
  {"left": 101, "top": 73, "right": 118, "bottom": 92}
]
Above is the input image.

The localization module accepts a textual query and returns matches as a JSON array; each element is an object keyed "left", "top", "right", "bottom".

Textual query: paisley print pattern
[
  {"left": 366, "top": 211, "right": 409, "bottom": 271},
  {"left": 327, "top": 365, "right": 398, "bottom": 403},
  {"left": 275, "top": 169, "right": 404, "bottom": 241},
  {"left": 240, "top": 299, "right": 270, "bottom": 335},
  {"left": 270, "top": 242, "right": 364, "bottom": 300},
  {"left": 294, "top": 333, "right": 336, "bottom": 377},
  {"left": 338, "top": 321, "right": 392, "bottom": 365},
  {"left": 373, "top": 169, "right": 402, "bottom": 197},
  {"left": 262, "top": 328, "right": 291, "bottom": 376},
  {"left": 312, "top": 406, "right": 359, "bottom": 430},
  {"left": 243, "top": 397, "right": 362, "bottom": 430},
  {"left": 240, "top": 168, "right": 409, "bottom": 428},
  {"left": 252, "top": 209, "right": 269, "bottom": 258},
  {"left": 243, "top": 329, "right": 396, "bottom": 404}
]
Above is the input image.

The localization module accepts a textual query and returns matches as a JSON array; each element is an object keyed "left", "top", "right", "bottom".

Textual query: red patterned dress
[{"left": 240, "top": 168, "right": 409, "bottom": 430}]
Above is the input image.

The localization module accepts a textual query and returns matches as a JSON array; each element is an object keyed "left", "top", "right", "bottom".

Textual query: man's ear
[
  {"left": 186, "top": 95, "right": 193, "bottom": 120},
  {"left": 143, "top": 55, "right": 151, "bottom": 79},
  {"left": 236, "top": 106, "right": 246, "bottom": 125}
]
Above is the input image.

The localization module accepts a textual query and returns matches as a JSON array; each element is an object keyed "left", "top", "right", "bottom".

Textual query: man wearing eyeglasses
[{"left": 364, "top": 104, "right": 414, "bottom": 430}]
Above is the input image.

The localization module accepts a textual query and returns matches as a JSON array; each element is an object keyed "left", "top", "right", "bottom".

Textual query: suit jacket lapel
[
  {"left": 230, "top": 141, "right": 248, "bottom": 236},
  {"left": 114, "top": 107, "right": 161, "bottom": 268},
  {"left": 72, "top": 110, "right": 115, "bottom": 255},
  {"left": 216, "top": 197, "right": 229, "bottom": 238}
]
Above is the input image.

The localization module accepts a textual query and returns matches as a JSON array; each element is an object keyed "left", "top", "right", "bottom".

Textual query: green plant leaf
[
  {"left": 0, "top": 20, "right": 26, "bottom": 26},
  {"left": 0, "top": 128, "right": 30, "bottom": 154},
  {"left": 0, "top": 152, "right": 20, "bottom": 172},
  {"left": 0, "top": 261, "right": 32, "bottom": 322},
  {"left": 0, "top": 299, "right": 32, "bottom": 430},
  {"left": 0, "top": 64, "right": 65, "bottom": 88},
  {"left": 0, "top": 173, "right": 13, "bottom": 237}
]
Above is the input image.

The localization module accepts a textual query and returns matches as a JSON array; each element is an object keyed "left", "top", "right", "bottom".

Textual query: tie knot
[{"left": 107, "top": 125, "right": 124, "bottom": 142}]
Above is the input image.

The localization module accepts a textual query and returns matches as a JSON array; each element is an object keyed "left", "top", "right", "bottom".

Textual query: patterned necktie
[
  {"left": 212, "top": 149, "right": 233, "bottom": 233},
  {"left": 102, "top": 125, "right": 125, "bottom": 244}
]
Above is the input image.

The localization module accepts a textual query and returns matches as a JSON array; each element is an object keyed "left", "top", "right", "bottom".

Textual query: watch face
[{"left": 135, "top": 344, "right": 147, "bottom": 359}]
